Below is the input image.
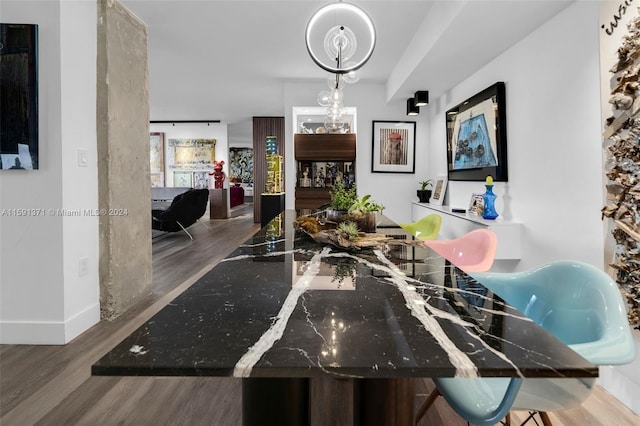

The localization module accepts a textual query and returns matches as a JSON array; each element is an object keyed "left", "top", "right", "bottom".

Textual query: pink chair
[{"left": 424, "top": 229, "right": 497, "bottom": 272}]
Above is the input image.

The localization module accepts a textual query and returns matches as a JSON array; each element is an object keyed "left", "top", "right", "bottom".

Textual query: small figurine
[{"left": 209, "top": 160, "right": 226, "bottom": 189}]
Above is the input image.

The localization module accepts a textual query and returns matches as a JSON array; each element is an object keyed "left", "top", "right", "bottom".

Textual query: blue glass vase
[{"left": 482, "top": 185, "right": 499, "bottom": 220}]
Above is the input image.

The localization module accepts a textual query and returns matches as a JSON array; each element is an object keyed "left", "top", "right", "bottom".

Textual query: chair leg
[
  {"left": 176, "top": 221, "right": 194, "bottom": 240},
  {"left": 504, "top": 412, "right": 511, "bottom": 425},
  {"left": 197, "top": 218, "right": 210, "bottom": 230},
  {"left": 539, "top": 412, "right": 553, "bottom": 426},
  {"left": 415, "top": 388, "right": 441, "bottom": 425}
]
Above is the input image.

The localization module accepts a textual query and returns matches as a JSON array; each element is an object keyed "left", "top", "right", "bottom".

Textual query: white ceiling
[{"left": 121, "top": 0, "right": 574, "bottom": 129}]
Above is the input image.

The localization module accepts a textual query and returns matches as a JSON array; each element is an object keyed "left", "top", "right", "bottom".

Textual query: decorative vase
[
  {"left": 482, "top": 185, "right": 499, "bottom": 220},
  {"left": 325, "top": 209, "right": 377, "bottom": 233},
  {"left": 355, "top": 212, "right": 377, "bottom": 233}
]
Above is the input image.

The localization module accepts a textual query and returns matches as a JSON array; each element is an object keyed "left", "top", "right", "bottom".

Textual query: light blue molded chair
[{"left": 415, "top": 260, "right": 635, "bottom": 426}]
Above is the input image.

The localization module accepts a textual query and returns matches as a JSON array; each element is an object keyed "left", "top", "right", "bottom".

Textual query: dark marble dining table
[{"left": 92, "top": 210, "right": 597, "bottom": 426}]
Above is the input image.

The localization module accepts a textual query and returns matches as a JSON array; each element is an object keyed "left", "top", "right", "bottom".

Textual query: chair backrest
[
  {"left": 159, "top": 189, "right": 209, "bottom": 232},
  {"left": 471, "top": 260, "right": 635, "bottom": 365},
  {"left": 399, "top": 214, "right": 442, "bottom": 240},
  {"left": 425, "top": 229, "right": 497, "bottom": 272}
]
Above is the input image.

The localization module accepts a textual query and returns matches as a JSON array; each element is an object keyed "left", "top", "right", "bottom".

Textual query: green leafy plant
[
  {"left": 348, "top": 194, "right": 385, "bottom": 216},
  {"left": 330, "top": 181, "right": 358, "bottom": 211},
  {"left": 419, "top": 179, "right": 433, "bottom": 190}
]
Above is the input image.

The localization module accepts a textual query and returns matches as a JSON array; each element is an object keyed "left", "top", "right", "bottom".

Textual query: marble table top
[{"left": 93, "top": 210, "right": 597, "bottom": 380}]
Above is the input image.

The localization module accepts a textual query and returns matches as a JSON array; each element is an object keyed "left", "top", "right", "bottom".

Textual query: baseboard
[{"left": 0, "top": 302, "right": 100, "bottom": 345}]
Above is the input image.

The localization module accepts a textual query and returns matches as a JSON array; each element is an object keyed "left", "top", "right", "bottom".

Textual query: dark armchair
[{"left": 152, "top": 189, "right": 209, "bottom": 240}]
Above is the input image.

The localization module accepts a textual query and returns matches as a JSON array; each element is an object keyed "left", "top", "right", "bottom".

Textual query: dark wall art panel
[{"left": 0, "top": 23, "right": 38, "bottom": 170}]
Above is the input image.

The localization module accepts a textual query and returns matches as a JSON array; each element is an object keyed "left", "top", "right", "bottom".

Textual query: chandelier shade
[{"left": 305, "top": 1, "right": 376, "bottom": 74}]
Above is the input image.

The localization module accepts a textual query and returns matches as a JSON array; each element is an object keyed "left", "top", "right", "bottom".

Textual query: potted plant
[
  {"left": 327, "top": 181, "right": 358, "bottom": 221},
  {"left": 348, "top": 194, "right": 385, "bottom": 232},
  {"left": 327, "top": 182, "right": 384, "bottom": 232},
  {"left": 417, "top": 179, "right": 433, "bottom": 203}
]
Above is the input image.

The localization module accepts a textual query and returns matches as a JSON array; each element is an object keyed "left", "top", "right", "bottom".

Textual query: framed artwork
[
  {"left": 150, "top": 132, "right": 164, "bottom": 186},
  {"left": 431, "top": 175, "right": 447, "bottom": 206},
  {"left": 166, "top": 138, "right": 216, "bottom": 170},
  {"left": 1, "top": 24, "right": 39, "bottom": 170},
  {"left": 468, "top": 193, "right": 484, "bottom": 216},
  {"left": 150, "top": 172, "right": 164, "bottom": 188},
  {"left": 173, "top": 171, "right": 193, "bottom": 187},
  {"left": 192, "top": 171, "right": 210, "bottom": 189},
  {"left": 229, "top": 147, "right": 253, "bottom": 183},
  {"left": 446, "top": 82, "right": 508, "bottom": 181},
  {"left": 371, "top": 121, "right": 416, "bottom": 173}
]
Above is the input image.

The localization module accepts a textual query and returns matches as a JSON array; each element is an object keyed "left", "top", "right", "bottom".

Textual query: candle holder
[{"left": 482, "top": 184, "right": 499, "bottom": 220}]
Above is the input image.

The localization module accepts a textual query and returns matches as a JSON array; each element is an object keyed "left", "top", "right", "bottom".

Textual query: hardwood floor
[{"left": 1, "top": 202, "right": 638, "bottom": 425}]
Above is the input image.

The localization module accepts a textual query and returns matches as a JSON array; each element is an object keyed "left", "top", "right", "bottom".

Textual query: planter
[
  {"left": 417, "top": 189, "right": 432, "bottom": 203},
  {"left": 325, "top": 208, "right": 377, "bottom": 233}
]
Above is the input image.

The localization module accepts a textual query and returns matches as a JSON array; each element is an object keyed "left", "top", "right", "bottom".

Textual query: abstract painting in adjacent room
[
  {"left": 229, "top": 147, "right": 253, "bottom": 183},
  {"left": 150, "top": 132, "right": 165, "bottom": 187},
  {"left": 0, "top": 23, "right": 39, "bottom": 170},
  {"left": 192, "top": 171, "right": 209, "bottom": 189},
  {"left": 166, "top": 139, "right": 216, "bottom": 170}
]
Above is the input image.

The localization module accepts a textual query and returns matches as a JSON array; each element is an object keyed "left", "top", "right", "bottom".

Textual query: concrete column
[{"left": 96, "top": 0, "right": 151, "bottom": 319}]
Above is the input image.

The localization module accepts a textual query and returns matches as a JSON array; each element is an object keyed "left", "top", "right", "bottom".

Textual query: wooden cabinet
[
  {"left": 294, "top": 133, "right": 356, "bottom": 210},
  {"left": 294, "top": 134, "right": 356, "bottom": 161}
]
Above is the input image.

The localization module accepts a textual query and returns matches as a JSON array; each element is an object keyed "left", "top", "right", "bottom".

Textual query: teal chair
[
  {"left": 399, "top": 214, "right": 442, "bottom": 240},
  {"left": 415, "top": 260, "right": 635, "bottom": 426}
]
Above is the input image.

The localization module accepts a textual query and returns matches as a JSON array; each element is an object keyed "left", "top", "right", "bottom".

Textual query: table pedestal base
[{"left": 242, "top": 377, "right": 414, "bottom": 426}]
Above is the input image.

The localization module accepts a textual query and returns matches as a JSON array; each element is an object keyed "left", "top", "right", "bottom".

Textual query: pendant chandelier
[{"left": 305, "top": 1, "right": 376, "bottom": 132}]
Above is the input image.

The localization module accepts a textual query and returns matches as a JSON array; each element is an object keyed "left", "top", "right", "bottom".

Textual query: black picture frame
[
  {"left": 0, "top": 23, "right": 39, "bottom": 170},
  {"left": 371, "top": 120, "right": 416, "bottom": 173},
  {"left": 446, "top": 82, "right": 507, "bottom": 182}
]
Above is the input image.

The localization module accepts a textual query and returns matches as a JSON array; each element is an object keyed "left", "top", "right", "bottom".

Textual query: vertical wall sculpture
[{"left": 602, "top": 7, "right": 640, "bottom": 328}]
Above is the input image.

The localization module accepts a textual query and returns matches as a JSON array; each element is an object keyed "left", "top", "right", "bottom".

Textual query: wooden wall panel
[{"left": 252, "top": 117, "right": 285, "bottom": 223}]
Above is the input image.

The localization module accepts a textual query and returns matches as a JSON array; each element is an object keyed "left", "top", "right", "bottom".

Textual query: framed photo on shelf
[
  {"left": 468, "top": 193, "right": 484, "bottom": 216},
  {"left": 446, "top": 82, "right": 508, "bottom": 182},
  {"left": 430, "top": 175, "right": 448, "bottom": 206},
  {"left": 371, "top": 120, "right": 416, "bottom": 173}
]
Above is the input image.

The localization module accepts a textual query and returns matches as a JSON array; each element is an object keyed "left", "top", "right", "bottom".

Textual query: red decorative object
[{"left": 209, "top": 160, "right": 226, "bottom": 189}]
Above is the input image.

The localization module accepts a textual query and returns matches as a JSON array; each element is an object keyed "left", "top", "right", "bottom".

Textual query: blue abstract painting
[{"left": 452, "top": 113, "right": 497, "bottom": 170}]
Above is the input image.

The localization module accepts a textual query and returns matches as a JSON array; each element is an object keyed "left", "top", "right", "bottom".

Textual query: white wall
[
  {"left": 0, "top": 0, "right": 100, "bottom": 344},
  {"left": 426, "top": 1, "right": 603, "bottom": 272},
  {"left": 284, "top": 81, "right": 430, "bottom": 222}
]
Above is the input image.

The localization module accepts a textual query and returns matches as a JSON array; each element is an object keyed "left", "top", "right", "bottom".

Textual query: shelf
[
  {"left": 294, "top": 133, "right": 357, "bottom": 210},
  {"left": 412, "top": 202, "right": 522, "bottom": 260}
]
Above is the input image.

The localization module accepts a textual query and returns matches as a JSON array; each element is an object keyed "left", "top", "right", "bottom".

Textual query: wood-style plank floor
[{"left": 1, "top": 202, "right": 638, "bottom": 425}]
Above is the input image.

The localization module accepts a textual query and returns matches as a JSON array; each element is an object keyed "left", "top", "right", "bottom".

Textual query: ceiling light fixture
[
  {"left": 407, "top": 98, "right": 419, "bottom": 116},
  {"left": 414, "top": 91, "right": 429, "bottom": 107},
  {"left": 305, "top": 1, "right": 376, "bottom": 133}
]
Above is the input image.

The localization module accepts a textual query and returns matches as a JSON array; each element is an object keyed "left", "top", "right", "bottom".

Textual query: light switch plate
[
  {"left": 77, "top": 149, "right": 88, "bottom": 167},
  {"left": 79, "top": 257, "right": 89, "bottom": 277}
]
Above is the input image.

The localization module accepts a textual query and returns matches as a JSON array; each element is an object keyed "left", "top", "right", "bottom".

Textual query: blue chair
[{"left": 415, "top": 260, "right": 635, "bottom": 426}]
